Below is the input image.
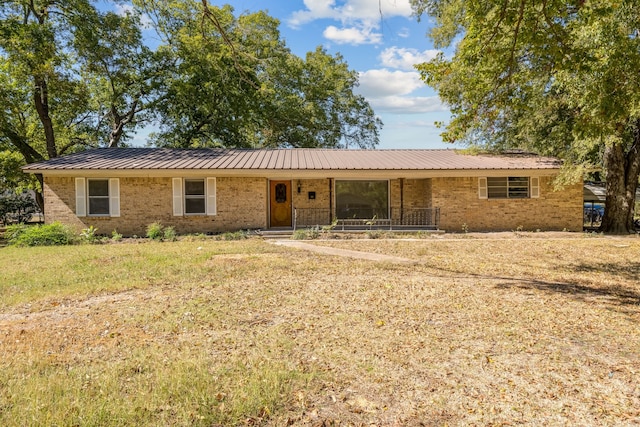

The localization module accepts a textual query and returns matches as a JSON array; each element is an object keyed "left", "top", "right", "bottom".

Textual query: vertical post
[
  {"left": 293, "top": 208, "right": 297, "bottom": 231},
  {"left": 328, "top": 178, "right": 333, "bottom": 224},
  {"left": 398, "top": 178, "right": 405, "bottom": 230}
]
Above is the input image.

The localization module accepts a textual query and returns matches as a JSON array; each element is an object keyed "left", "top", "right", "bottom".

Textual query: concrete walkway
[{"left": 271, "top": 240, "right": 416, "bottom": 264}]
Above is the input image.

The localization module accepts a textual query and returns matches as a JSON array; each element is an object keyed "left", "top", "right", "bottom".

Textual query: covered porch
[{"left": 293, "top": 207, "right": 440, "bottom": 231}]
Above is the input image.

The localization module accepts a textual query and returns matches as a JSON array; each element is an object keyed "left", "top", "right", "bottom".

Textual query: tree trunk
[
  {"left": 600, "top": 134, "right": 640, "bottom": 234},
  {"left": 33, "top": 76, "right": 57, "bottom": 159}
]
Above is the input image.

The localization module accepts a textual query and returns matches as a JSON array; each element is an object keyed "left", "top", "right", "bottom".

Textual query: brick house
[{"left": 22, "top": 148, "right": 583, "bottom": 236}]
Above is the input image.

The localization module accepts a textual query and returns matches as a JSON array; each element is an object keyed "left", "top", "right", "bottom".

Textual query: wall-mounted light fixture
[{"left": 297, "top": 180, "right": 301, "bottom": 193}]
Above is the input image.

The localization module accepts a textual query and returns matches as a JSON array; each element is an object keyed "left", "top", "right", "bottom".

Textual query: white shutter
[
  {"left": 172, "top": 178, "right": 183, "bottom": 216},
  {"left": 206, "top": 177, "right": 217, "bottom": 215},
  {"left": 530, "top": 177, "right": 540, "bottom": 198},
  {"left": 75, "top": 178, "right": 86, "bottom": 217},
  {"left": 109, "top": 178, "right": 120, "bottom": 217},
  {"left": 478, "top": 177, "right": 488, "bottom": 199}
]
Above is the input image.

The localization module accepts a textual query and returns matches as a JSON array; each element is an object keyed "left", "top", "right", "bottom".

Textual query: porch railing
[{"left": 293, "top": 207, "right": 440, "bottom": 230}]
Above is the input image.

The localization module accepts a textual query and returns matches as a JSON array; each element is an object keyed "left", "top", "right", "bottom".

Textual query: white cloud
[
  {"left": 323, "top": 25, "right": 382, "bottom": 45},
  {"left": 397, "top": 27, "right": 410, "bottom": 38},
  {"left": 369, "top": 95, "right": 446, "bottom": 113},
  {"left": 288, "top": 0, "right": 413, "bottom": 45},
  {"left": 356, "top": 69, "right": 447, "bottom": 114},
  {"left": 358, "top": 69, "right": 423, "bottom": 97},
  {"left": 379, "top": 47, "right": 440, "bottom": 71},
  {"left": 289, "top": 0, "right": 412, "bottom": 26}
]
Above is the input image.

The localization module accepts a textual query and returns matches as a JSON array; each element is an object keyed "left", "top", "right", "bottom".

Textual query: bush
[
  {"left": 292, "top": 227, "right": 320, "bottom": 240},
  {"left": 146, "top": 222, "right": 164, "bottom": 240},
  {"left": 6, "top": 222, "right": 74, "bottom": 247},
  {"left": 219, "top": 230, "right": 248, "bottom": 241},
  {"left": 80, "top": 226, "right": 99, "bottom": 244},
  {"left": 0, "top": 193, "right": 38, "bottom": 225},
  {"left": 146, "top": 222, "right": 178, "bottom": 242},
  {"left": 163, "top": 226, "right": 177, "bottom": 242}
]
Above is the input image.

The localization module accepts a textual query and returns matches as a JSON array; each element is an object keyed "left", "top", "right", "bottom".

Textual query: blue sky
[{"left": 119, "top": 0, "right": 455, "bottom": 149}]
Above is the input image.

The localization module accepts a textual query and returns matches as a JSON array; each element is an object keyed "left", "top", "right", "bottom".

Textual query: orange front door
[{"left": 270, "top": 180, "right": 292, "bottom": 227}]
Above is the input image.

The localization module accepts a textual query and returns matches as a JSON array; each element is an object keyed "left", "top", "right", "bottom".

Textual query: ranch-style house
[{"left": 22, "top": 148, "right": 583, "bottom": 236}]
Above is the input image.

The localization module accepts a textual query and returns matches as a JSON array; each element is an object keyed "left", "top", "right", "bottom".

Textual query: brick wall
[
  {"left": 43, "top": 174, "right": 583, "bottom": 235},
  {"left": 431, "top": 176, "right": 583, "bottom": 232},
  {"left": 44, "top": 176, "right": 268, "bottom": 236}
]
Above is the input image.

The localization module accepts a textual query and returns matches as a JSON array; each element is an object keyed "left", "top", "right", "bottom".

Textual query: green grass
[{"left": 0, "top": 240, "right": 275, "bottom": 308}]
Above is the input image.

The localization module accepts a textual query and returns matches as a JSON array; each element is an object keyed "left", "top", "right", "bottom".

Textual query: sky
[{"left": 121, "top": 0, "right": 456, "bottom": 150}]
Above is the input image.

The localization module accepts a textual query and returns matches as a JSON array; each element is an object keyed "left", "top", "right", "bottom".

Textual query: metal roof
[
  {"left": 584, "top": 182, "right": 640, "bottom": 202},
  {"left": 23, "top": 148, "right": 562, "bottom": 172}
]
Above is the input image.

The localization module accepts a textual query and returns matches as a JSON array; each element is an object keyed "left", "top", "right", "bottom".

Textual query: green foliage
[
  {"left": 411, "top": 0, "right": 640, "bottom": 233},
  {"left": 292, "top": 226, "right": 320, "bottom": 240},
  {"left": 0, "top": 193, "right": 38, "bottom": 225},
  {"left": 146, "top": 222, "right": 165, "bottom": 241},
  {"left": 80, "top": 225, "right": 99, "bottom": 244},
  {"left": 142, "top": 3, "right": 380, "bottom": 149},
  {"left": 217, "top": 230, "right": 249, "bottom": 241},
  {"left": 0, "top": 150, "right": 36, "bottom": 193},
  {"left": 6, "top": 222, "right": 74, "bottom": 247},
  {"left": 163, "top": 226, "right": 177, "bottom": 242},
  {"left": 145, "top": 222, "right": 178, "bottom": 241},
  {"left": 111, "top": 229, "right": 123, "bottom": 242}
]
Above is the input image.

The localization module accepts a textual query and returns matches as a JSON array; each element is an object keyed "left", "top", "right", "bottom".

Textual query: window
[
  {"left": 335, "top": 180, "right": 389, "bottom": 219},
  {"left": 88, "top": 179, "right": 110, "bottom": 215},
  {"left": 172, "top": 177, "right": 216, "bottom": 216},
  {"left": 75, "top": 178, "right": 120, "bottom": 217},
  {"left": 184, "top": 179, "right": 206, "bottom": 214},
  {"left": 479, "top": 176, "right": 539, "bottom": 199}
]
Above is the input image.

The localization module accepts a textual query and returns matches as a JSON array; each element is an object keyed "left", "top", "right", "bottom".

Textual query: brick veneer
[
  {"left": 43, "top": 176, "right": 268, "bottom": 236},
  {"left": 431, "top": 176, "right": 583, "bottom": 232},
  {"left": 42, "top": 174, "right": 582, "bottom": 235}
]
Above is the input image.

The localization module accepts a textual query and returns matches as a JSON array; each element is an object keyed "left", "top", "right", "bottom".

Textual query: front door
[{"left": 270, "top": 180, "right": 292, "bottom": 227}]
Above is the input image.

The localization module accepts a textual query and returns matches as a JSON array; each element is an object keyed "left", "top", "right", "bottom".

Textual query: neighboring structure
[
  {"left": 583, "top": 181, "right": 640, "bottom": 229},
  {"left": 22, "top": 148, "right": 583, "bottom": 235}
]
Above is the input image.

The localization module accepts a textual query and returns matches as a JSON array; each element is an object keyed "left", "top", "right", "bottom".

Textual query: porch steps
[{"left": 258, "top": 230, "right": 294, "bottom": 239}]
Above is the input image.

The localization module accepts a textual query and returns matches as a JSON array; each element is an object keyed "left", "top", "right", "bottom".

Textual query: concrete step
[{"left": 258, "top": 230, "right": 294, "bottom": 239}]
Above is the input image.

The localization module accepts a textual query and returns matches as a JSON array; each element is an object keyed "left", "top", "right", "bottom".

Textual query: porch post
[{"left": 328, "top": 178, "right": 333, "bottom": 224}]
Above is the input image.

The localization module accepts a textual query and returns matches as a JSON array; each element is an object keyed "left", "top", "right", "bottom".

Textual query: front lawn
[{"left": 1, "top": 234, "right": 638, "bottom": 425}]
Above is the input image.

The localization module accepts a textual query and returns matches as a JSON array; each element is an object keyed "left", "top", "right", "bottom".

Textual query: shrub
[
  {"left": 80, "top": 226, "right": 99, "bottom": 244},
  {"left": 163, "top": 226, "right": 177, "bottom": 242},
  {"left": 292, "top": 226, "right": 319, "bottom": 240},
  {"left": 111, "top": 230, "right": 123, "bottom": 242},
  {"left": 6, "top": 222, "right": 74, "bottom": 247},
  {"left": 146, "top": 222, "right": 164, "bottom": 240},
  {"left": 0, "top": 193, "right": 38, "bottom": 225},
  {"left": 220, "top": 230, "right": 248, "bottom": 241}
]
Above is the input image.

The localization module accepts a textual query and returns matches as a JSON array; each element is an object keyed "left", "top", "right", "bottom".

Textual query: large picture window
[{"left": 335, "top": 180, "right": 389, "bottom": 219}]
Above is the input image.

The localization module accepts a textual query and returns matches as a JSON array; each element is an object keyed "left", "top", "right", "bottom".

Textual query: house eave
[{"left": 28, "top": 168, "right": 560, "bottom": 179}]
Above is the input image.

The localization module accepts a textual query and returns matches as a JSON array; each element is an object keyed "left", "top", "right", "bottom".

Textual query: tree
[
  {"left": 411, "top": 0, "right": 640, "bottom": 233},
  {"left": 73, "top": 9, "right": 162, "bottom": 148},
  {"left": 138, "top": 1, "right": 381, "bottom": 149},
  {"left": 1, "top": 1, "right": 159, "bottom": 209}
]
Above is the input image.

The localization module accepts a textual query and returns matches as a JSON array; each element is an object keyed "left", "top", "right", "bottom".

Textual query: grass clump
[
  {"left": 146, "top": 222, "right": 164, "bottom": 240},
  {"left": 146, "top": 222, "right": 177, "bottom": 241},
  {"left": 217, "top": 229, "right": 249, "bottom": 240},
  {"left": 292, "top": 226, "right": 320, "bottom": 240},
  {"left": 5, "top": 222, "right": 75, "bottom": 246}
]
